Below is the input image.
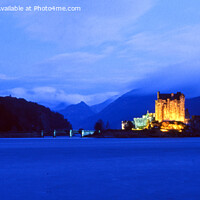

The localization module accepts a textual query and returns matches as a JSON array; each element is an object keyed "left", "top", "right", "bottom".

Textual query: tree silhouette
[
  {"left": 105, "top": 121, "right": 110, "bottom": 130},
  {"left": 94, "top": 119, "right": 104, "bottom": 132}
]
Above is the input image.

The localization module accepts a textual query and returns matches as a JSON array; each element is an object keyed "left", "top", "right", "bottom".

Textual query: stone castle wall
[{"left": 155, "top": 92, "right": 185, "bottom": 123}]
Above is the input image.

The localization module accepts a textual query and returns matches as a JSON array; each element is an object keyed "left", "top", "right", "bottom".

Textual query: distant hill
[
  {"left": 59, "top": 101, "right": 95, "bottom": 129},
  {"left": 52, "top": 102, "right": 69, "bottom": 112},
  {"left": 0, "top": 96, "right": 71, "bottom": 133},
  {"left": 91, "top": 95, "right": 119, "bottom": 113},
  {"left": 186, "top": 96, "right": 200, "bottom": 116},
  {"left": 78, "top": 92, "right": 156, "bottom": 129}
]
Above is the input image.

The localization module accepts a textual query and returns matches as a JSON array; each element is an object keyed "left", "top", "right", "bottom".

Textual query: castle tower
[{"left": 155, "top": 92, "right": 185, "bottom": 123}]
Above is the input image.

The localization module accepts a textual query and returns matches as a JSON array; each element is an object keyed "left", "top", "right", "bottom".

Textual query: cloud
[
  {"left": 32, "top": 86, "right": 57, "bottom": 94},
  {"left": 129, "top": 59, "right": 200, "bottom": 97},
  {"left": 0, "top": 74, "right": 16, "bottom": 80},
  {"left": 1, "top": 86, "right": 119, "bottom": 107},
  {"left": 125, "top": 25, "right": 200, "bottom": 65},
  {"left": 0, "top": 0, "right": 157, "bottom": 103},
  {"left": 2, "top": 0, "right": 200, "bottom": 104},
  {"left": 2, "top": 0, "right": 155, "bottom": 47},
  {"left": 9, "top": 87, "right": 27, "bottom": 96},
  {"left": 23, "top": 46, "right": 140, "bottom": 95},
  {"left": 48, "top": 51, "right": 107, "bottom": 64},
  {"left": 29, "top": 50, "right": 111, "bottom": 82}
]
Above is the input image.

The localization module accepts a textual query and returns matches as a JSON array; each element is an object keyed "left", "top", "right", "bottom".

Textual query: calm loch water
[{"left": 0, "top": 137, "right": 200, "bottom": 200}]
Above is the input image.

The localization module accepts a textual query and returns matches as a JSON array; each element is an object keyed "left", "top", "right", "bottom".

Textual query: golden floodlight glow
[{"left": 160, "top": 121, "right": 185, "bottom": 132}]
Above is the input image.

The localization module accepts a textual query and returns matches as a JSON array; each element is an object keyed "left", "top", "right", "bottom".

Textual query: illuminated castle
[{"left": 155, "top": 92, "right": 185, "bottom": 123}]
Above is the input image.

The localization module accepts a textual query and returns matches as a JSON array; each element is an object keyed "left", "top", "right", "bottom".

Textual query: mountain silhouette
[
  {"left": 91, "top": 95, "right": 119, "bottom": 113},
  {"left": 59, "top": 101, "right": 95, "bottom": 129},
  {"left": 78, "top": 92, "right": 156, "bottom": 129},
  {"left": 0, "top": 96, "right": 71, "bottom": 133}
]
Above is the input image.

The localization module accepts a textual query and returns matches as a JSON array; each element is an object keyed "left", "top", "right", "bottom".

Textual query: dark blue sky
[{"left": 0, "top": 0, "right": 200, "bottom": 107}]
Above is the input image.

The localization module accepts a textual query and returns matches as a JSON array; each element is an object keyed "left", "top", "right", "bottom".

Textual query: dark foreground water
[{"left": 0, "top": 138, "right": 200, "bottom": 200}]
